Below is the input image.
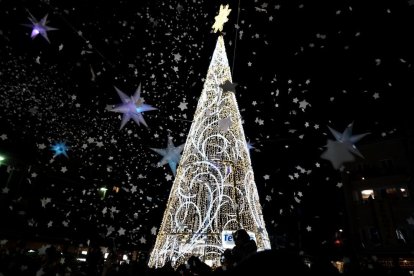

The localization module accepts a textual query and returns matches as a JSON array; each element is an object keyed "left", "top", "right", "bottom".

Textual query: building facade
[{"left": 342, "top": 137, "right": 414, "bottom": 268}]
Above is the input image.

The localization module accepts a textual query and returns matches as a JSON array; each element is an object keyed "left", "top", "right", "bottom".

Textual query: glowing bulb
[
  {"left": 31, "top": 28, "right": 40, "bottom": 37},
  {"left": 99, "top": 187, "right": 108, "bottom": 199}
]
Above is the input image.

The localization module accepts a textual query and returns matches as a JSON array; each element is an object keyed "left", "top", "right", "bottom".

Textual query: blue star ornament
[
  {"left": 327, "top": 122, "right": 369, "bottom": 158},
  {"left": 22, "top": 14, "right": 58, "bottom": 43},
  {"left": 110, "top": 84, "right": 157, "bottom": 129},
  {"left": 51, "top": 142, "right": 69, "bottom": 158},
  {"left": 150, "top": 137, "right": 185, "bottom": 175}
]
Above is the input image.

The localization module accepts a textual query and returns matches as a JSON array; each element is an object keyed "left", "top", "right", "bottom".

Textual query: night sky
[{"left": 1, "top": 0, "right": 414, "bottom": 253}]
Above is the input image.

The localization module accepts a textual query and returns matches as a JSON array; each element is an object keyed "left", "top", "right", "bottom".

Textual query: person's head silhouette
[{"left": 233, "top": 229, "right": 251, "bottom": 246}]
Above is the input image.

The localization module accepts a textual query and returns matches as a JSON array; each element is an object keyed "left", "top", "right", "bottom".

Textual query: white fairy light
[{"left": 148, "top": 35, "right": 270, "bottom": 268}]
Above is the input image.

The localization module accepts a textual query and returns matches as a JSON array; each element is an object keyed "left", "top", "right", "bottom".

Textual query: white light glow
[
  {"left": 81, "top": 250, "right": 87, "bottom": 255},
  {"left": 361, "top": 190, "right": 373, "bottom": 195},
  {"left": 205, "top": 259, "right": 214, "bottom": 267},
  {"left": 361, "top": 189, "right": 374, "bottom": 200}
]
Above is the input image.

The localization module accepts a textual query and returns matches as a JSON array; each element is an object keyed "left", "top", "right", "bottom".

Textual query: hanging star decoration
[
  {"left": 51, "top": 142, "right": 69, "bottom": 158},
  {"left": 150, "top": 137, "right": 185, "bottom": 176},
  {"left": 212, "top": 4, "right": 232, "bottom": 33},
  {"left": 22, "top": 14, "right": 58, "bottom": 43},
  {"left": 220, "top": 80, "right": 237, "bottom": 93},
  {"left": 218, "top": 116, "right": 232, "bottom": 132},
  {"left": 110, "top": 84, "right": 157, "bottom": 129},
  {"left": 321, "top": 122, "right": 369, "bottom": 170},
  {"left": 320, "top": 140, "right": 355, "bottom": 170}
]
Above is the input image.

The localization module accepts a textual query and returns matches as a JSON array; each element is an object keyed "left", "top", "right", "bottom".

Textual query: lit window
[
  {"left": 385, "top": 187, "right": 409, "bottom": 198},
  {"left": 361, "top": 190, "right": 374, "bottom": 200}
]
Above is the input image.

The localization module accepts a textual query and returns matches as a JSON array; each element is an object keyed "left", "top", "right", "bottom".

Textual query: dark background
[{"left": 1, "top": 0, "right": 414, "bottom": 254}]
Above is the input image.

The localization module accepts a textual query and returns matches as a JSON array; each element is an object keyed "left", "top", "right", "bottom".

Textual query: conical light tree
[{"left": 149, "top": 5, "right": 271, "bottom": 268}]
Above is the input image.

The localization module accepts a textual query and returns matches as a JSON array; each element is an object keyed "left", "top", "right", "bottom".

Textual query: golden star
[{"left": 212, "top": 4, "right": 232, "bottom": 33}]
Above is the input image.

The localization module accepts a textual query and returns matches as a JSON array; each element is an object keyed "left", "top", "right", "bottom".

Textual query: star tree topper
[
  {"left": 150, "top": 137, "right": 185, "bottom": 176},
  {"left": 212, "top": 4, "right": 232, "bottom": 33},
  {"left": 22, "top": 14, "right": 58, "bottom": 43},
  {"left": 110, "top": 84, "right": 157, "bottom": 129}
]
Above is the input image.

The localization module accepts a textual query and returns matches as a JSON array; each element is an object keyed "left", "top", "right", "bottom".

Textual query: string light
[{"left": 148, "top": 35, "right": 270, "bottom": 268}]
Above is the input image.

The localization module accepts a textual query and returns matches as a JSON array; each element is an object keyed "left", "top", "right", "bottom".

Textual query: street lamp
[{"left": 99, "top": 187, "right": 108, "bottom": 199}]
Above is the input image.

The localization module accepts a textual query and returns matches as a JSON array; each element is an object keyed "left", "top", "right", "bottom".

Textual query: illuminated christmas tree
[{"left": 148, "top": 5, "right": 271, "bottom": 268}]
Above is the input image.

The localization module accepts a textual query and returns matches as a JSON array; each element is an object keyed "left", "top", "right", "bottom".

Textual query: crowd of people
[{"left": 0, "top": 229, "right": 412, "bottom": 275}]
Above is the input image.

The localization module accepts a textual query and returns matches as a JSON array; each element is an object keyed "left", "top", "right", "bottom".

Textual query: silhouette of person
[
  {"left": 228, "top": 249, "right": 310, "bottom": 275},
  {"left": 231, "top": 229, "right": 257, "bottom": 265}
]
